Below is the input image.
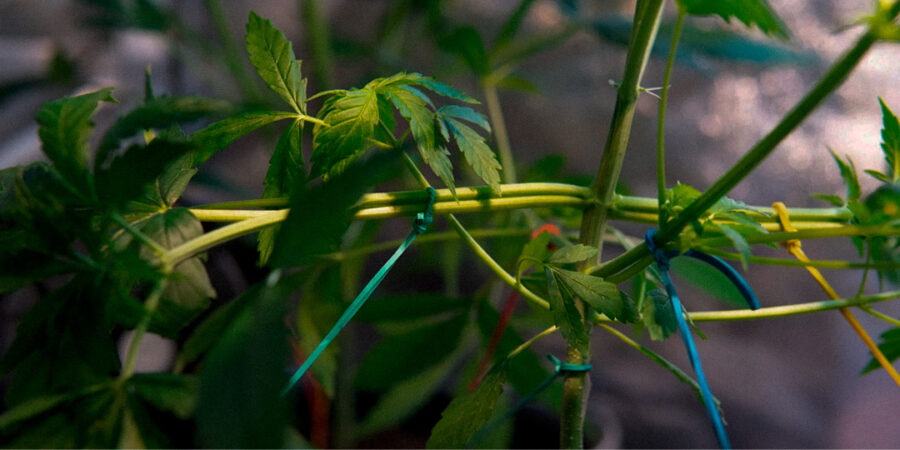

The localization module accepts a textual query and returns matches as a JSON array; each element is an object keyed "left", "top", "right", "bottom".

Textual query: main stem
[{"left": 565, "top": 0, "right": 665, "bottom": 447}]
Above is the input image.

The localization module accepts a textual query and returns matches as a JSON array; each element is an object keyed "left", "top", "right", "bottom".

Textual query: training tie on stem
[
  {"left": 772, "top": 202, "right": 900, "bottom": 389},
  {"left": 469, "top": 354, "right": 591, "bottom": 447},
  {"left": 281, "top": 187, "right": 437, "bottom": 396},
  {"left": 645, "top": 229, "right": 761, "bottom": 449}
]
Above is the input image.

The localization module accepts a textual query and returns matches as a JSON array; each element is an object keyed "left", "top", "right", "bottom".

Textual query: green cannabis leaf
[
  {"left": 425, "top": 363, "right": 508, "bottom": 449},
  {"left": 875, "top": 97, "right": 900, "bottom": 184},
  {"left": 862, "top": 327, "right": 900, "bottom": 374},
  {"left": 191, "top": 110, "right": 297, "bottom": 165},
  {"left": 549, "top": 267, "right": 636, "bottom": 323},
  {"left": 546, "top": 267, "right": 590, "bottom": 353},
  {"left": 258, "top": 119, "right": 304, "bottom": 265},
  {"left": 36, "top": 87, "right": 116, "bottom": 196},
  {"left": 246, "top": 12, "right": 306, "bottom": 113},
  {"left": 678, "top": 0, "right": 789, "bottom": 39},
  {"left": 548, "top": 244, "right": 598, "bottom": 264}
]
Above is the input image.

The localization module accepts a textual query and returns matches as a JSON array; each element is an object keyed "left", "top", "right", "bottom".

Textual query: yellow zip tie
[{"left": 773, "top": 202, "right": 900, "bottom": 388}]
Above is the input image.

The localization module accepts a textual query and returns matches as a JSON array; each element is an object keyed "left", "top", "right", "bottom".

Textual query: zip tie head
[
  {"left": 413, "top": 187, "right": 436, "bottom": 233},
  {"left": 547, "top": 354, "right": 592, "bottom": 374}
]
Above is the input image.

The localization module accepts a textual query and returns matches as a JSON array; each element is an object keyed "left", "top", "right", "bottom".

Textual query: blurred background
[{"left": 1, "top": 0, "right": 899, "bottom": 447}]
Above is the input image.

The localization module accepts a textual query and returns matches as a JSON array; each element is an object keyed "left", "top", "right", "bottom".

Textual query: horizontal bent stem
[{"left": 689, "top": 290, "right": 900, "bottom": 322}]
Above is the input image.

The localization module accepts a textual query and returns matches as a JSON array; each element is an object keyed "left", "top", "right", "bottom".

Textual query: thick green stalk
[{"left": 565, "top": 1, "right": 664, "bottom": 447}]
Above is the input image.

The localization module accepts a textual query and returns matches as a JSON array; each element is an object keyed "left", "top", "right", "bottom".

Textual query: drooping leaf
[
  {"left": 117, "top": 208, "right": 215, "bottom": 338},
  {"left": 258, "top": 119, "right": 304, "bottom": 265},
  {"left": 176, "top": 282, "right": 266, "bottom": 369},
  {"left": 245, "top": 11, "right": 306, "bottom": 113},
  {"left": 270, "top": 150, "right": 401, "bottom": 268},
  {"left": 862, "top": 327, "right": 900, "bottom": 374},
  {"left": 0, "top": 276, "right": 121, "bottom": 407},
  {"left": 716, "top": 223, "right": 753, "bottom": 270},
  {"left": 879, "top": 97, "right": 900, "bottom": 183},
  {"left": 95, "top": 95, "right": 231, "bottom": 169},
  {"left": 36, "top": 87, "right": 116, "bottom": 194},
  {"left": 95, "top": 139, "right": 197, "bottom": 209},
  {"left": 438, "top": 109, "right": 502, "bottom": 193},
  {"left": 641, "top": 288, "right": 677, "bottom": 341},
  {"left": 437, "top": 104, "right": 490, "bottom": 132},
  {"left": 550, "top": 267, "right": 636, "bottom": 323},
  {"left": 678, "top": 0, "right": 789, "bottom": 39},
  {"left": 829, "top": 148, "right": 861, "bottom": 202},
  {"left": 548, "top": 244, "right": 598, "bottom": 265},
  {"left": 310, "top": 89, "right": 380, "bottom": 178},
  {"left": 545, "top": 267, "right": 590, "bottom": 353},
  {"left": 190, "top": 110, "right": 297, "bottom": 166},
  {"left": 425, "top": 363, "right": 508, "bottom": 449},
  {"left": 371, "top": 72, "right": 479, "bottom": 104},
  {"left": 196, "top": 276, "right": 289, "bottom": 449}
]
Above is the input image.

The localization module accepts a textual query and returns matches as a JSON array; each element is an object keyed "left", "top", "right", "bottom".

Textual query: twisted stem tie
[
  {"left": 469, "top": 354, "right": 592, "bottom": 448},
  {"left": 645, "top": 229, "right": 760, "bottom": 450},
  {"left": 772, "top": 202, "right": 900, "bottom": 389},
  {"left": 281, "top": 187, "right": 437, "bottom": 396}
]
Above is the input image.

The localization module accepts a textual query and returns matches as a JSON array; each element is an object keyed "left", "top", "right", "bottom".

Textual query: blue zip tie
[
  {"left": 645, "top": 229, "right": 760, "bottom": 449},
  {"left": 281, "top": 187, "right": 436, "bottom": 396}
]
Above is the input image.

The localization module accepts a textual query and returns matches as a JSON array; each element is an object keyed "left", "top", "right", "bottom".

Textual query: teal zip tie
[
  {"left": 645, "top": 229, "right": 760, "bottom": 449},
  {"left": 281, "top": 187, "right": 436, "bottom": 396},
  {"left": 468, "top": 354, "right": 591, "bottom": 448}
]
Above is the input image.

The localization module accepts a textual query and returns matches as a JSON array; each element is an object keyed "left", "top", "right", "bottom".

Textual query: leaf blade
[{"left": 245, "top": 11, "right": 305, "bottom": 112}]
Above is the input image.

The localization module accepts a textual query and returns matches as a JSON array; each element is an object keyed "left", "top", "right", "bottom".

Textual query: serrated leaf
[
  {"left": 444, "top": 117, "right": 501, "bottom": 193},
  {"left": 678, "top": 0, "right": 789, "bottom": 39},
  {"left": 669, "top": 256, "right": 750, "bottom": 308},
  {"left": 516, "top": 230, "right": 553, "bottom": 275},
  {"left": 862, "top": 328, "right": 900, "bottom": 374},
  {"left": 311, "top": 89, "right": 380, "bottom": 178},
  {"left": 425, "top": 363, "right": 507, "bottom": 449},
  {"left": 356, "top": 313, "right": 467, "bottom": 391},
  {"left": 437, "top": 104, "right": 491, "bottom": 133},
  {"left": 548, "top": 244, "right": 598, "bottom": 264},
  {"left": 246, "top": 12, "right": 306, "bottom": 113},
  {"left": 36, "top": 87, "right": 116, "bottom": 194},
  {"left": 190, "top": 110, "right": 297, "bottom": 166},
  {"left": 829, "top": 148, "right": 861, "bottom": 202},
  {"left": 95, "top": 139, "right": 197, "bottom": 209},
  {"left": 258, "top": 119, "right": 304, "bottom": 265},
  {"left": 95, "top": 95, "right": 231, "bottom": 169},
  {"left": 879, "top": 97, "right": 900, "bottom": 183},
  {"left": 118, "top": 208, "right": 215, "bottom": 338},
  {"left": 196, "top": 276, "right": 289, "bottom": 449},
  {"left": 551, "top": 267, "right": 636, "bottom": 323},
  {"left": 546, "top": 267, "right": 590, "bottom": 352},
  {"left": 641, "top": 288, "right": 677, "bottom": 341},
  {"left": 375, "top": 72, "right": 478, "bottom": 104}
]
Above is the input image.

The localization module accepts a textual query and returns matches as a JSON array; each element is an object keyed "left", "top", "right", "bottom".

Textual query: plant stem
[
  {"left": 567, "top": 1, "right": 664, "bottom": 446},
  {"left": 656, "top": 9, "right": 685, "bottom": 226},
  {"left": 689, "top": 290, "right": 900, "bottom": 322}
]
